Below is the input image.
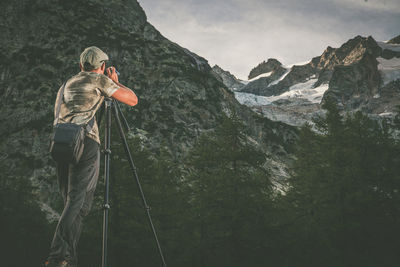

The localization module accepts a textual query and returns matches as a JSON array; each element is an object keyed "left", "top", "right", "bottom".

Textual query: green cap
[{"left": 80, "top": 46, "right": 109, "bottom": 70}]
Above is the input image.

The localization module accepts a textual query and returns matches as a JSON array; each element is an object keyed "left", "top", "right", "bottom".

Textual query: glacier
[{"left": 235, "top": 77, "right": 329, "bottom": 106}]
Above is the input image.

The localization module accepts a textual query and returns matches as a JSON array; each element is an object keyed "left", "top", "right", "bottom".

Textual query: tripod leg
[
  {"left": 116, "top": 101, "right": 130, "bottom": 132},
  {"left": 102, "top": 99, "right": 112, "bottom": 267},
  {"left": 112, "top": 102, "right": 167, "bottom": 267}
]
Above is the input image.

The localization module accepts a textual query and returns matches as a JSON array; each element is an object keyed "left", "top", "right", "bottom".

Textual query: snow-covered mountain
[{"left": 213, "top": 35, "right": 400, "bottom": 127}]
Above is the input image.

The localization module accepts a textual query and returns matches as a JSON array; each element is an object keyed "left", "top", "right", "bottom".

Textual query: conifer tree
[
  {"left": 186, "top": 113, "right": 272, "bottom": 267},
  {"left": 283, "top": 100, "right": 400, "bottom": 267}
]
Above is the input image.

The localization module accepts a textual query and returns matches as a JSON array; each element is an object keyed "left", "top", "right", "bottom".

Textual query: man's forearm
[
  {"left": 115, "top": 81, "right": 131, "bottom": 91},
  {"left": 111, "top": 81, "right": 138, "bottom": 106}
]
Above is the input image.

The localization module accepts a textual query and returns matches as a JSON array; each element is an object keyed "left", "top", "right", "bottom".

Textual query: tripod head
[{"left": 98, "top": 98, "right": 131, "bottom": 133}]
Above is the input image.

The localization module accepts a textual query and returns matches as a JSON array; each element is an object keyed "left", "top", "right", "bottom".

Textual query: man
[{"left": 45, "top": 46, "right": 138, "bottom": 267}]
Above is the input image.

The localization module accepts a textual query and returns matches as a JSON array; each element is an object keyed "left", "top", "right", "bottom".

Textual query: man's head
[{"left": 79, "top": 46, "right": 108, "bottom": 73}]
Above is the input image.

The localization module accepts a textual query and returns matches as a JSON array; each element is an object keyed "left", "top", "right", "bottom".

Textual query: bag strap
[
  {"left": 54, "top": 81, "right": 96, "bottom": 133},
  {"left": 54, "top": 82, "right": 66, "bottom": 125},
  {"left": 86, "top": 116, "right": 95, "bottom": 133}
]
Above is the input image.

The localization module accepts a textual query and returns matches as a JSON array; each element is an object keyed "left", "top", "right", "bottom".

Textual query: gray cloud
[{"left": 139, "top": 0, "right": 400, "bottom": 79}]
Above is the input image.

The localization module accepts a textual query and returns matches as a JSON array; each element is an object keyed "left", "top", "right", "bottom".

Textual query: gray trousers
[{"left": 48, "top": 137, "right": 100, "bottom": 266}]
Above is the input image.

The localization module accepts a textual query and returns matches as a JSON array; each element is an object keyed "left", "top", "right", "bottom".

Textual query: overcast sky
[{"left": 139, "top": 0, "right": 400, "bottom": 80}]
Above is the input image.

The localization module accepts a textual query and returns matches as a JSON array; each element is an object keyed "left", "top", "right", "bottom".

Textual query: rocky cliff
[
  {"left": 319, "top": 35, "right": 400, "bottom": 114},
  {"left": 0, "top": 0, "right": 297, "bottom": 216}
]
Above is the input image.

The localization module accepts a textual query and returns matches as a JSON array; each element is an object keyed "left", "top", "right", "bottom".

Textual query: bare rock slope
[{"left": 0, "top": 0, "right": 297, "bottom": 214}]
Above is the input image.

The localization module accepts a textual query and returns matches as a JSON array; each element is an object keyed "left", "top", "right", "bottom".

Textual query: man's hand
[
  {"left": 106, "top": 66, "right": 119, "bottom": 84},
  {"left": 106, "top": 66, "right": 138, "bottom": 106}
]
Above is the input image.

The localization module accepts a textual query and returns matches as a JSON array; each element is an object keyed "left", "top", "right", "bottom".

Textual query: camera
[
  {"left": 103, "top": 62, "right": 120, "bottom": 76},
  {"left": 105, "top": 68, "right": 120, "bottom": 76}
]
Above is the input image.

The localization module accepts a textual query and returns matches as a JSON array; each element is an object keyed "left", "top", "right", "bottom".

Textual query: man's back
[{"left": 54, "top": 71, "right": 119, "bottom": 144}]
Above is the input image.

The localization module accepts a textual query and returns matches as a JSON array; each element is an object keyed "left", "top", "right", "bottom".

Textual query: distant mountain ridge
[{"left": 213, "top": 34, "right": 400, "bottom": 126}]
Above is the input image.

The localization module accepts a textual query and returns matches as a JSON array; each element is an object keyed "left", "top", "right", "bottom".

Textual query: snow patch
[
  {"left": 377, "top": 41, "right": 400, "bottom": 52},
  {"left": 241, "top": 71, "right": 273, "bottom": 84},
  {"left": 269, "top": 69, "right": 290, "bottom": 86},
  {"left": 267, "top": 61, "right": 311, "bottom": 87},
  {"left": 283, "top": 60, "right": 310, "bottom": 68},
  {"left": 265, "top": 79, "right": 329, "bottom": 104},
  {"left": 288, "top": 78, "right": 317, "bottom": 91},
  {"left": 377, "top": 57, "right": 400, "bottom": 85},
  {"left": 234, "top": 92, "right": 272, "bottom": 106}
]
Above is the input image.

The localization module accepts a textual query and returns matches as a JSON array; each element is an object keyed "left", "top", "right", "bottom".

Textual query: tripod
[{"left": 99, "top": 98, "right": 167, "bottom": 267}]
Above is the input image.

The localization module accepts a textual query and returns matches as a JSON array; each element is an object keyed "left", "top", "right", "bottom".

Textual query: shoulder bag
[{"left": 49, "top": 82, "right": 95, "bottom": 164}]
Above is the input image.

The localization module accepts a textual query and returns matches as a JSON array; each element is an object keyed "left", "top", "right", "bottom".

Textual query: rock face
[
  {"left": 316, "top": 36, "right": 381, "bottom": 69},
  {"left": 320, "top": 36, "right": 400, "bottom": 113},
  {"left": 248, "top": 58, "right": 283, "bottom": 79},
  {"left": 0, "top": 0, "right": 297, "bottom": 216},
  {"left": 226, "top": 35, "right": 400, "bottom": 127},
  {"left": 212, "top": 65, "right": 244, "bottom": 91},
  {"left": 322, "top": 52, "right": 381, "bottom": 108}
]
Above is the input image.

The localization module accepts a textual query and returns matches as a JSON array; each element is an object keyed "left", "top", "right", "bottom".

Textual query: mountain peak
[
  {"left": 248, "top": 58, "right": 282, "bottom": 79},
  {"left": 387, "top": 35, "right": 400, "bottom": 44},
  {"left": 340, "top": 35, "right": 380, "bottom": 56},
  {"left": 315, "top": 35, "right": 381, "bottom": 70}
]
